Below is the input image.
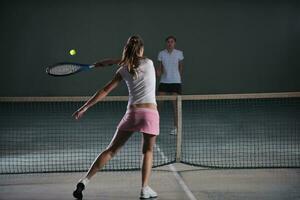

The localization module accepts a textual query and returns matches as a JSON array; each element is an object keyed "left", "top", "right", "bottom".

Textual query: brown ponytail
[{"left": 119, "top": 35, "right": 144, "bottom": 79}]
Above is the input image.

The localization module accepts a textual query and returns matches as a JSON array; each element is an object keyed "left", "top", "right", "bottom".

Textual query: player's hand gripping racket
[{"left": 46, "top": 62, "right": 95, "bottom": 76}]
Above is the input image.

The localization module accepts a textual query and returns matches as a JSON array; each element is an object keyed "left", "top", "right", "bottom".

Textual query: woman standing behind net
[{"left": 72, "top": 35, "right": 159, "bottom": 199}]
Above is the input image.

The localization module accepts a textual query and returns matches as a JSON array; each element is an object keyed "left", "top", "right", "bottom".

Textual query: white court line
[{"left": 155, "top": 144, "right": 197, "bottom": 200}]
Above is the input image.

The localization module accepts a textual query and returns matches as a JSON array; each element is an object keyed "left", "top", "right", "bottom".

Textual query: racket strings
[{"left": 49, "top": 64, "right": 81, "bottom": 75}]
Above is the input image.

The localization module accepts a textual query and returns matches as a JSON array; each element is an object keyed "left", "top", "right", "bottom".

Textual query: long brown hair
[{"left": 119, "top": 35, "right": 144, "bottom": 79}]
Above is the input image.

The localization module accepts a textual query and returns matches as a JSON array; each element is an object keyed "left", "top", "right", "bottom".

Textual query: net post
[{"left": 176, "top": 95, "right": 182, "bottom": 162}]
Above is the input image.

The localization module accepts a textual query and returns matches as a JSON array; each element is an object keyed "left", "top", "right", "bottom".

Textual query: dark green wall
[{"left": 0, "top": 0, "right": 299, "bottom": 96}]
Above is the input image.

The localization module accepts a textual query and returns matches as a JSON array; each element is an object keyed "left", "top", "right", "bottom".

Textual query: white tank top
[{"left": 116, "top": 58, "right": 157, "bottom": 109}]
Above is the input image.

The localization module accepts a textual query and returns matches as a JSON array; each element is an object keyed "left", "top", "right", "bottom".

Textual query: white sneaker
[
  {"left": 169, "top": 128, "right": 177, "bottom": 135},
  {"left": 140, "top": 186, "right": 158, "bottom": 199}
]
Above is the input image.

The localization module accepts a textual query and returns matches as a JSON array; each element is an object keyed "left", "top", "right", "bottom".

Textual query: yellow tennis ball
[{"left": 69, "top": 49, "right": 76, "bottom": 56}]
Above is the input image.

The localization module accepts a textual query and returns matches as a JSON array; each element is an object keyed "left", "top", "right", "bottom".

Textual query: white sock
[
  {"left": 80, "top": 177, "right": 90, "bottom": 186},
  {"left": 142, "top": 185, "right": 149, "bottom": 189}
]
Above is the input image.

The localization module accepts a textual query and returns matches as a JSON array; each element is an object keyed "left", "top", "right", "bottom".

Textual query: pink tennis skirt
[{"left": 117, "top": 107, "right": 160, "bottom": 135}]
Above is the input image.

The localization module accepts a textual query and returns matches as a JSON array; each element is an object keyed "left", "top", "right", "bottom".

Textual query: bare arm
[
  {"left": 72, "top": 73, "right": 122, "bottom": 119},
  {"left": 156, "top": 61, "right": 164, "bottom": 78},
  {"left": 179, "top": 60, "right": 183, "bottom": 80},
  {"left": 94, "top": 58, "right": 121, "bottom": 68}
]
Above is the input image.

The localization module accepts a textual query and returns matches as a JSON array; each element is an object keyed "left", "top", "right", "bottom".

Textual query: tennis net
[
  {"left": 181, "top": 93, "right": 300, "bottom": 168},
  {"left": 0, "top": 96, "right": 176, "bottom": 174},
  {"left": 0, "top": 92, "right": 299, "bottom": 174}
]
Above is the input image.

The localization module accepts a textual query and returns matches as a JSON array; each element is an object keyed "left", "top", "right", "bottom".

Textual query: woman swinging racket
[{"left": 72, "top": 35, "right": 159, "bottom": 199}]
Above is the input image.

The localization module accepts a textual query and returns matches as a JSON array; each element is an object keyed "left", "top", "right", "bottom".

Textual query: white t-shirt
[
  {"left": 116, "top": 58, "right": 157, "bottom": 109},
  {"left": 157, "top": 49, "right": 184, "bottom": 83}
]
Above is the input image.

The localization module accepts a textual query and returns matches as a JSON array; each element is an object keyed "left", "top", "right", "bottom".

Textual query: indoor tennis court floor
[{"left": 1, "top": 163, "right": 299, "bottom": 200}]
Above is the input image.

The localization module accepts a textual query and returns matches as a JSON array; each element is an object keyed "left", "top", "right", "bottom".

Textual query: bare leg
[
  {"left": 157, "top": 91, "right": 168, "bottom": 113},
  {"left": 171, "top": 92, "right": 179, "bottom": 129},
  {"left": 83, "top": 129, "right": 134, "bottom": 180},
  {"left": 73, "top": 129, "right": 134, "bottom": 199},
  {"left": 141, "top": 133, "right": 157, "bottom": 187}
]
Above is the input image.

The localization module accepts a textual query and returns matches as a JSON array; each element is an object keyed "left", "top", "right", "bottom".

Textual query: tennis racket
[{"left": 46, "top": 62, "right": 95, "bottom": 76}]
